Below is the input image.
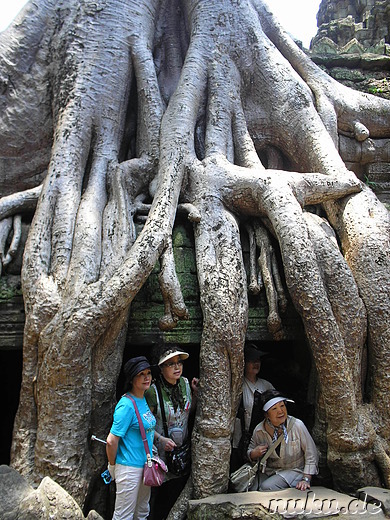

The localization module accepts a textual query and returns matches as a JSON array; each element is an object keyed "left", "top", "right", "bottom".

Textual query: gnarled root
[
  {"left": 0, "top": 185, "right": 41, "bottom": 220},
  {"left": 0, "top": 185, "right": 37, "bottom": 275},
  {"left": 0, "top": 214, "right": 22, "bottom": 275},
  {"left": 304, "top": 211, "right": 367, "bottom": 399},
  {"left": 245, "top": 219, "right": 286, "bottom": 339},
  {"left": 158, "top": 240, "right": 189, "bottom": 330},
  {"left": 191, "top": 197, "right": 248, "bottom": 498},
  {"left": 326, "top": 405, "right": 379, "bottom": 491},
  {"left": 178, "top": 202, "right": 201, "bottom": 223},
  {"left": 1, "top": 215, "right": 22, "bottom": 268},
  {"left": 0, "top": 217, "right": 12, "bottom": 275},
  {"left": 245, "top": 222, "right": 262, "bottom": 295},
  {"left": 373, "top": 436, "right": 390, "bottom": 489}
]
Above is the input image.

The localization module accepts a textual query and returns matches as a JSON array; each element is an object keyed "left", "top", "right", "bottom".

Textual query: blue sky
[{"left": 0, "top": 0, "right": 321, "bottom": 48}]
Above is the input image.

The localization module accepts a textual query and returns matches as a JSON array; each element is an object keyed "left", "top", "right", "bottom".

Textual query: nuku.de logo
[{"left": 267, "top": 491, "right": 382, "bottom": 516}]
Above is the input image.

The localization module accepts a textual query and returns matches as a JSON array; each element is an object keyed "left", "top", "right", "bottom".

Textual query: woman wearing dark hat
[
  {"left": 145, "top": 347, "right": 199, "bottom": 520},
  {"left": 231, "top": 344, "right": 274, "bottom": 471},
  {"left": 106, "top": 356, "right": 156, "bottom": 520},
  {"left": 247, "top": 389, "right": 318, "bottom": 491}
]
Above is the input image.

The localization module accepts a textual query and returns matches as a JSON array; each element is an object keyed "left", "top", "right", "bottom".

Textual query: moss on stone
[{"left": 0, "top": 277, "right": 23, "bottom": 301}]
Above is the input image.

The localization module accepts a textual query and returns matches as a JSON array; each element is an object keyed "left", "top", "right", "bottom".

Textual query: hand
[
  {"left": 250, "top": 444, "right": 268, "bottom": 461},
  {"left": 108, "top": 463, "right": 116, "bottom": 481},
  {"left": 160, "top": 435, "right": 177, "bottom": 452},
  {"left": 191, "top": 377, "right": 199, "bottom": 394},
  {"left": 296, "top": 478, "right": 311, "bottom": 491}
]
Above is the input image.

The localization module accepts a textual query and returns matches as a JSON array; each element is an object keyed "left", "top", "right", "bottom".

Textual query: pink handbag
[
  {"left": 143, "top": 453, "right": 168, "bottom": 486},
  {"left": 125, "top": 394, "right": 168, "bottom": 486}
]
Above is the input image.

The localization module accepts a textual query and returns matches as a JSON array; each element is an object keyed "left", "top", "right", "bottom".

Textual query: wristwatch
[{"left": 302, "top": 476, "right": 311, "bottom": 483}]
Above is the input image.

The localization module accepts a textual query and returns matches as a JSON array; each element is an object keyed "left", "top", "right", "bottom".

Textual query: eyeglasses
[{"left": 163, "top": 361, "right": 183, "bottom": 368}]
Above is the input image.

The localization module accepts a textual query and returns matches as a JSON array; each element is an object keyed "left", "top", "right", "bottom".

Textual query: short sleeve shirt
[{"left": 110, "top": 394, "right": 156, "bottom": 468}]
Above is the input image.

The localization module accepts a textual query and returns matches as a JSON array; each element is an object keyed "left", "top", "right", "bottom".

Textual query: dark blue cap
[{"left": 124, "top": 356, "right": 151, "bottom": 382}]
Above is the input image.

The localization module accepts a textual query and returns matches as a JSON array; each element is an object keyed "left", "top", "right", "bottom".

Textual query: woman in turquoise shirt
[{"left": 106, "top": 356, "right": 156, "bottom": 520}]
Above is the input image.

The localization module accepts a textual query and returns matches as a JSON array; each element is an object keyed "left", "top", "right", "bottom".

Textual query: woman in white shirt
[
  {"left": 231, "top": 344, "right": 274, "bottom": 471},
  {"left": 247, "top": 389, "right": 319, "bottom": 491}
]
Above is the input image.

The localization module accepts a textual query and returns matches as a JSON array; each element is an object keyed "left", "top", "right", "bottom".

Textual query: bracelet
[{"left": 302, "top": 476, "right": 311, "bottom": 483}]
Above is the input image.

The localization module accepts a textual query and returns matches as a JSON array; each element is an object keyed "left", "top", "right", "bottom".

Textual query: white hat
[
  {"left": 158, "top": 349, "right": 189, "bottom": 366},
  {"left": 263, "top": 396, "right": 294, "bottom": 412}
]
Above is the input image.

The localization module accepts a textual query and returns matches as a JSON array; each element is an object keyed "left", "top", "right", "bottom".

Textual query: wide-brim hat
[{"left": 158, "top": 349, "right": 189, "bottom": 366}]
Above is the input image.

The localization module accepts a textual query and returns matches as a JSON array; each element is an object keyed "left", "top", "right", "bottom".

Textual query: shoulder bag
[
  {"left": 155, "top": 381, "right": 191, "bottom": 477},
  {"left": 229, "top": 417, "right": 296, "bottom": 493},
  {"left": 125, "top": 393, "right": 168, "bottom": 486}
]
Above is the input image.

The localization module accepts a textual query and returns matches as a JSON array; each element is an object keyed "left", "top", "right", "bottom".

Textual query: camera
[{"left": 101, "top": 469, "right": 112, "bottom": 484}]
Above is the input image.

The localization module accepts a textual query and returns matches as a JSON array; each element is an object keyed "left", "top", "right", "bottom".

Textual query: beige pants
[
  {"left": 251, "top": 469, "right": 303, "bottom": 491},
  {"left": 113, "top": 464, "right": 151, "bottom": 520}
]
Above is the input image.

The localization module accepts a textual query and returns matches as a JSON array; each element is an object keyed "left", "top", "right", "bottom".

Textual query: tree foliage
[{"left": 1, "top": 0, "right": 390, "bottom": 515}]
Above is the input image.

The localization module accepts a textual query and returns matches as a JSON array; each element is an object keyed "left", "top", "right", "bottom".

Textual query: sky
[{"left": 0, "top": 0, "right": 321, "bottom": 48}]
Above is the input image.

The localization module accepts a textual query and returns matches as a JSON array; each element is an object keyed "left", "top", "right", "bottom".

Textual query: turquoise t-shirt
[{"left": 110, "top": 394, "right": 156, "bottom": 467}]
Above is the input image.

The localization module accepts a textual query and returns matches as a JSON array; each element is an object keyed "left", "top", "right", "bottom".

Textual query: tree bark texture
[{"left": 1, "top": 0, "right": 390, "bottom": 512}]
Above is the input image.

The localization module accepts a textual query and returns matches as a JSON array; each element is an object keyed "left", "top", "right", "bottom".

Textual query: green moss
[
  {"left": 0, "top": 277, "right": 23, "bottom": 300},
  {"left": 172, "top": 225, "right": 193, "bottom": 248},
  {"left": 364, "top": 175, "right": 379, "bottom": 189}
]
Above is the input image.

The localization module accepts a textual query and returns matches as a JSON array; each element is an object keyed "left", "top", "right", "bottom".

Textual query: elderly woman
[
  {"left": 146, "top": 347, "right": 199, "bottom": 520},
  {"left": 231, "top": 344, "right": 274, "bottom": 472},
  {"left": 247, "top": 389, "right": 318, "bottom": 491},
  {"left": 106, "top": 356, "right": 156, "bottom": 520}
]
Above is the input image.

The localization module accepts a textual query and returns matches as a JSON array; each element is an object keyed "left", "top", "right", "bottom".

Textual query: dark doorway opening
[
  {"left": 0, "top": 349, "right": 22, "bottom": 464},
  {"left": 253, "top": 339, "right": 314, "bottom": 427}
]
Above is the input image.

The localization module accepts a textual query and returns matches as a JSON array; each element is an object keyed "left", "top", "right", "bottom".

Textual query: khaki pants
[{"left": 250, "top": 469, "right": 303, "bottom": 491}]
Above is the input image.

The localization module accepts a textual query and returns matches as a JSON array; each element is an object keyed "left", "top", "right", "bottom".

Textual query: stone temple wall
[
  {"left": 310, "top": 0, "right": 390, "bottom": 207},
  {"left": 311, "top": 0, "right": 390, "bottom": 98},
  {"left": 316, "top": 0, "right": 390, "bottom": 47}
]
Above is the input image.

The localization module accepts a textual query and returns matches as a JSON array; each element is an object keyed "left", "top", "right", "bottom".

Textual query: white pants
[{"left": 113, "top": 464, "right": 151, "bottom": 520}]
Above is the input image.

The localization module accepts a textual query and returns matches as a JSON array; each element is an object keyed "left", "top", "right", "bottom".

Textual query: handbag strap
[
  {"left": 259, "top": 416, "right": 296, "bottom": 467},
  {"left": 155, "top": 381, "right": 169, "bottom": 438},
  {"left": 248, "top": 390, "right": 263, "bottom": 438},
  {"left": 237, "top": 395, "right": 245, "bottom": 434},
  {"left": 124, "top": 393, "right": 151, "bottom": 458}
]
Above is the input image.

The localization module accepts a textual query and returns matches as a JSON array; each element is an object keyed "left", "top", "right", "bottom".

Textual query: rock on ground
[{"left": 0, "top": 465, "right": 104, "bottom": 519}]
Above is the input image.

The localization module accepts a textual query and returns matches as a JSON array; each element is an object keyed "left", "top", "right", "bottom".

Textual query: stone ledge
[
  {"left": 357, "top": 487, "right": 390, "bottom": 516},
  {"left": 188, "top": 486, "right": 387, "bottom": 519}
]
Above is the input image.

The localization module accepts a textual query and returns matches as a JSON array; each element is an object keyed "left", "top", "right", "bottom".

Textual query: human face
[
  {"left": 244, "top": 359, "right": 261, "bottom": 382},
  {"left": 131, "top": 369, "right": 152, "bottom": 397},
  {"left": 265, "top": 400, "right": 288, "bottom": 427},
  {"left": 160, "top": 355, "right": 183, "bottom": 384}
]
